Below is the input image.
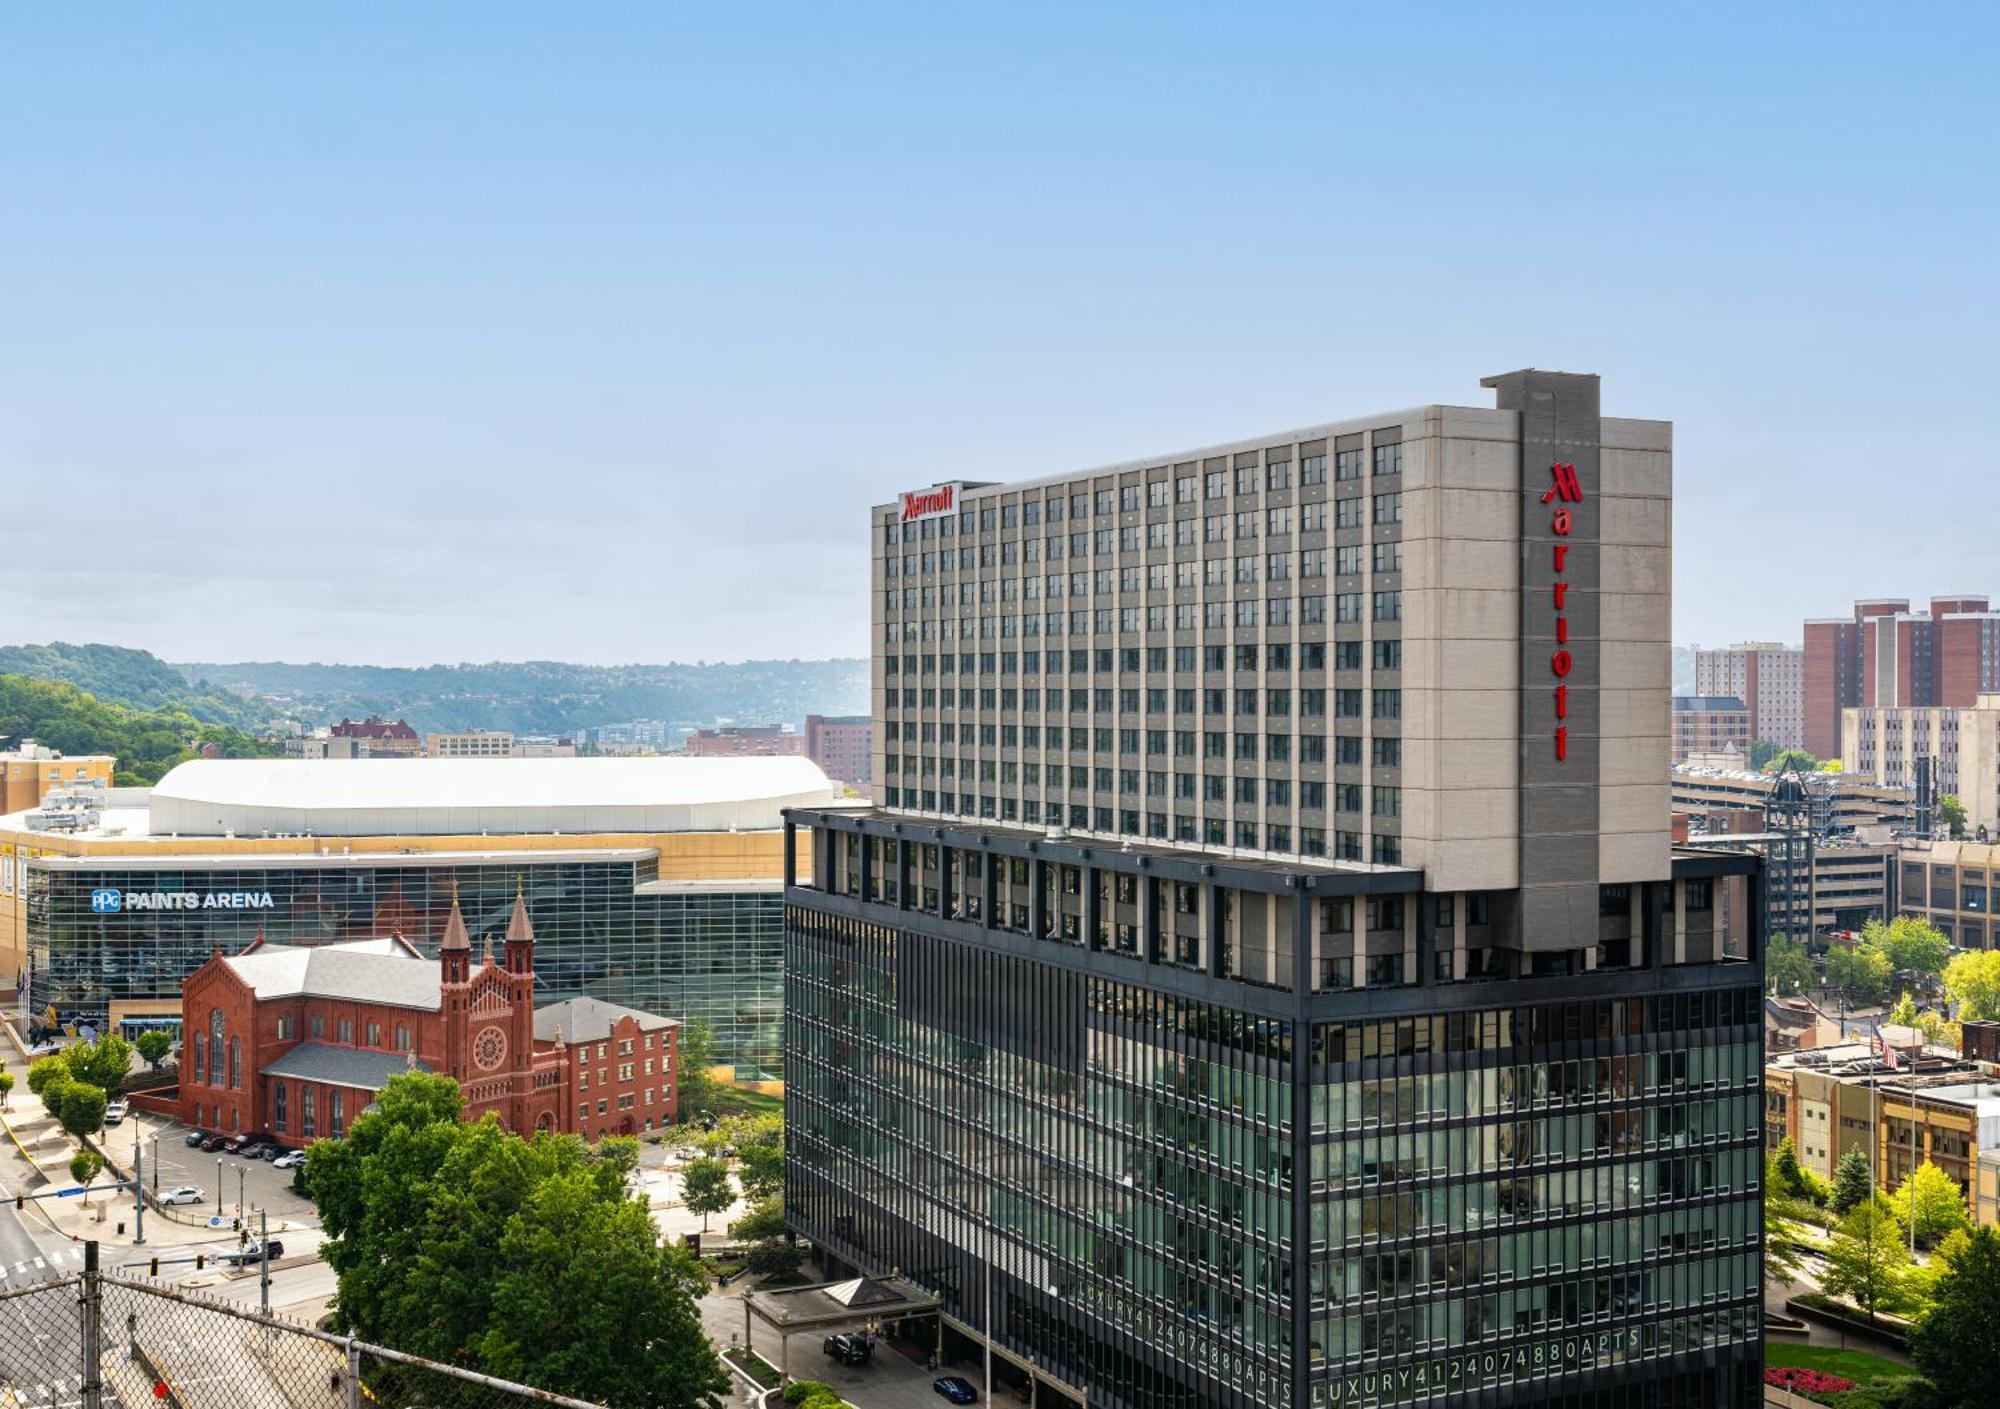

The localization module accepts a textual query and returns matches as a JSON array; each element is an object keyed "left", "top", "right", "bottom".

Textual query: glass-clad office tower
[{"left": 783, "top": 371, "right": 1765, "bottom": 1408}]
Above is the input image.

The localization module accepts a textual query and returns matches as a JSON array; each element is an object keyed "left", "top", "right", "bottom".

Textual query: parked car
[
  {"left": 184, "top": 1130, "right": 209, "bottom": 1148},
  {"left": 223, "top": 1240, "right": 286, "bottom": 1266},
  {"left": 158, "top": 1186, "right": 205, "bottom": 1207},
  {"left": 236, "top": 1135, "right": 269, "bottom": 1156},
  {"left": 199, "top": 1134, "right": 228, "bottom": 1152},
  {"left": 271, "top": 1150, "right": 306, "bottom": 1170},
  {"left": 221, "top": 1136, "right": 246, "bottom": 1154},
  {"left": 103, "top": 1099, "right": 129, "bottom": 1126},
  {"left": 823, "top": 1333, "right": 872, "bottom": 1366},
  {"left": 259, "top": 1143, "right": 287, "bottom": 1162},
  {"left": 932, "top": 1377, "right": 978, "bottom": 1404}
]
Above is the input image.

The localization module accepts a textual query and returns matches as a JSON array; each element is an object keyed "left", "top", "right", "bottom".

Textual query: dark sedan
[{"left": 932, "top": 1378, "right": 978, "bottom": 1405}]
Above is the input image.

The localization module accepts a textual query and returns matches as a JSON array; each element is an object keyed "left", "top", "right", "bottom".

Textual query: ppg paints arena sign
[{"left": 89, "top": 889, "right": 275, "bottom": 914}]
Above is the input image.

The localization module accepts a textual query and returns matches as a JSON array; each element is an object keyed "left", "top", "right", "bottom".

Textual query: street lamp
[
  {"left": 150, "top": 1136, "right": 159, "bottom": 1192},
  {"left": 216, "top": 1158, "right": 223, "bottom": 1216},
  {"left": 236, "top": 1164, "right": 245, "bottom": 1219}
]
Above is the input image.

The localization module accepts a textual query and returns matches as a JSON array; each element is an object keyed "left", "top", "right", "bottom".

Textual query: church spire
[
  {"left": 503, "top": 883, "right": 535, "bottom": 975},
  {"left": 441, "top": 883, "right": 471, "bottom": 985}
]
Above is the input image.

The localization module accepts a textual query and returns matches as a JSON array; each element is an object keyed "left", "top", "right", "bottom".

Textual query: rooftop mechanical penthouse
[{"left": 782, "top": 371, "right": 1765, "bottom": 1409}]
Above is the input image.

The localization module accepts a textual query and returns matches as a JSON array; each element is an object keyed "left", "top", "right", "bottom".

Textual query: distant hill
[
  {"left": 0, "top": 674, "right": 278, "bottom": 785},
  {"left": 173, "top": 657, "right": 871, "bottom": 736},
  {"left": 0, "top": 642, "right": 275, "bottom": 728}
]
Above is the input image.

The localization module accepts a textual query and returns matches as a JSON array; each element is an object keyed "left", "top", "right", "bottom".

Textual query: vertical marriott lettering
[{"left": 1541, "top": 462, "right": 1584, "bottom": 761}]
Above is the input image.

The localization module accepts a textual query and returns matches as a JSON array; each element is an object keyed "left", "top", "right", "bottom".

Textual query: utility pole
[
  {"left": 132, "top": 1127, "right": 144, "bottom": 1245},
  {"left": 79, "top": 1241, "right": 102, "bottom": 1409}
]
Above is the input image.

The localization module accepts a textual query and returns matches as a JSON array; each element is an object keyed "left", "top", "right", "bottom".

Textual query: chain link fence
[{"left": 0, "top": 1244, "right": 608, "bottom": 1409}]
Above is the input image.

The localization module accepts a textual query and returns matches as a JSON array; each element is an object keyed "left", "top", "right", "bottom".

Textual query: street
[{"left": 0, "top": 1189, "right": 124, "bottom": 1406}]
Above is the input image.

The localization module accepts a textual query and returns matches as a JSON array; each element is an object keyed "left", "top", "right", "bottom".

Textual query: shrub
[
  {"left": 782, "top": 1382, "right": 838, "bottom": 1405},
  {"left": 1764, "top": 1366, "right": 1854, "bottom": 1395}
]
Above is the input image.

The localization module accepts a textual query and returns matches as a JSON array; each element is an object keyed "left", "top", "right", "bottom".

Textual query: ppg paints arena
[{"left": 0, "top": 756, "right": 844, "bottom": 1080}]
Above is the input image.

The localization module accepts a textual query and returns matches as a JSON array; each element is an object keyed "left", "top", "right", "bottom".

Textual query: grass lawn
[
  {"left": 1765, "top": 1342, "right": 1908, "bottom": 1386},
  {"left": 715, "top": 1087, "right": 783, "bottom": 1119},
  {"left": 723, "top": 1346, "right": 782, "bottom": 1388}
]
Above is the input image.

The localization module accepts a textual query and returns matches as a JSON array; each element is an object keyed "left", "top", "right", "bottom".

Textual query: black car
[
  {"left": 184, "top": 1130, "right": 209, "bottom": 1148},
  {"left": 932, "top": 1377, "right": 977, "bottom": 1404},
  {"left": 823, "top": 1333, "right": 872, "bottom": 1366},
  {"left": 223, "top": 1239, "right": 286, "bottom": 1266}
]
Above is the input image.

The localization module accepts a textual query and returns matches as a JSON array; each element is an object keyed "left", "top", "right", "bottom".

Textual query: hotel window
[
  {"left": 1372, "top": 688, "right": 1402, "bottom": 719},
  {"left": 1373, "top": 540, "right": 1403, "bottom": 573},
  {"left": 1372, "top": 590, "right": 1401, "bottom": 622},
  {"left": 1373, "top": 737, "right": 1402, "bottom": 768},
  {"left": 1300, "top": 453, "right": 1326, "bottom": 485},
  {"left": 1373, "top": 442, "right": 1403, "bottom": 477},
  {"left": 1373, "top": 639, "right": 1402, "bottom": 670},
  {"left": 1335, "top": 498, "right": 1363, "bottom": 529},
  {"left": 1372, "top": 492, "right": 1402, "bottom": 525},
  {"left": 1335, "top": 448, "right": 1364, "bottom": 480}
]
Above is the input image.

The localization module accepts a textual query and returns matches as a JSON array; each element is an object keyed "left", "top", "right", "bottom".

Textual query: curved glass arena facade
[{"left": 26, "top": 852, "right": 783, "bottom": 1078}]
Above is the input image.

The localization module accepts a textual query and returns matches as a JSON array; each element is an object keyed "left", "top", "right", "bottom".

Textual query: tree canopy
[
  {"left": 1940, "top": 794, "right": 1969, "bottom": 839},
  {"left": 1914, "top": 1226, "right": 2000, "bottom": 1408},
  {"left": 0, "top": 673, "right": 276, "bottom": 784},
  {"left": 307, "top": 1072, "right": 726, "bottom": 1409},
  {"left": 1821, "top": 1202, "right": 1918, "bottom": 1320},
  {"left": 1866, "top": 917, "right": 1952, "bottom": 981},
  {"left": 134, "top": 1030, "right": 176, "bottom": 1071},
  {"left": 1945, "top": 949, "right": 2000, "bottom": 1022},
  {"left": 1831, "top": 1149, "right": 1875, "bottom": 1217},
  {"left": 680, "top": 1156, "right": 735, "bottom": 1233},
  {"left": 60, "top": 1033, "right": 133, "bottom": 1094},
  {"left": 1827, "top": 941, "right": 1894, "bottom": 1006},
  {"left": 1891, "top": 1160, "right": 1971, "bottom": 1249},
  {"left": 1766, "top": 935, "right": 1815, "bottom": 996}
]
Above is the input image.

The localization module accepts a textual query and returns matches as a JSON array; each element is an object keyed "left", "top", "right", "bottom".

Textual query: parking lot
[{"left": 120, "top": 1107, "right": 320, "bottom": 1228}]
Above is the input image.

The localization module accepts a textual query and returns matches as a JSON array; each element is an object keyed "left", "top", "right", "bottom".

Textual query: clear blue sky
[{"left": 4, "top": 4, "right": 1996, "bottom": 665}]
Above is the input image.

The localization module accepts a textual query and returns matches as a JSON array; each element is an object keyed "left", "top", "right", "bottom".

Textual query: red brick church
[{"left": 179, "top": 892, "right": 678, "bottom": 1144}]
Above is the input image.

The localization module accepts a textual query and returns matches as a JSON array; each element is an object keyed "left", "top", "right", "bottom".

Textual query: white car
[
  {"left": 271, "top": 1150, "right": 306, "bottom": 1170},
  {"left": 158, "top": 1186, "right": 205, "bottom": 1207},
  {"left": 103, "top": 1099, "right": 129, "bottom": 1125}
]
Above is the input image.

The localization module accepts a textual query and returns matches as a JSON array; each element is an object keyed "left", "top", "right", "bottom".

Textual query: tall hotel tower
[{"left": 781, "top": 371, "right": 1764, "bottom": 1408}]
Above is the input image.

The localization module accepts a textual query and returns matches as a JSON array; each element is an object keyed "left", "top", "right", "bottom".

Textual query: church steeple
[
  {"left": 503, "top": 879, "right": 535, "bottom": 976},
  {"left": 441, "top": 885, "right": 471, "bottom": 986}
]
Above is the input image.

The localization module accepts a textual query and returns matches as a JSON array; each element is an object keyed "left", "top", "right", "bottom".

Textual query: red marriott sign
[
  {"left": 899, "top": 484, "right": 959, "bottom": 523},
  {"left": 1541, "top": 462, "right": 1584, "bottom": 761}
]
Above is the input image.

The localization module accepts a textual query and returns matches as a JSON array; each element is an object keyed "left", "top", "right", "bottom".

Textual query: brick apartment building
[
  {"left": 802, "top": 714, "right": 870, "bottom": 787},
  {"left": 1694, "top": 641, "right": 1803, "bottom": 749},
  {"left": 328, "top": 715, "right": 423, "bottom": 758},
  {"left": 1805, "top": 596, "right": 2000, "bottom": 758},
  {"left": 684, "top": 725, "right": 803, "bottom": 758},
  {"left": 179, "top": 893, "right": 677, "bottom": 1144}
]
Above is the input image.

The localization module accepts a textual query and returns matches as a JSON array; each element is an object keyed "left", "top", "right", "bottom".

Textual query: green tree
[
  {"left": 1940, "top": 794, "right": 1969, "bottom": 839},
  {"left": 745, "top": 1239, "right": 804, "bottom": 1279},
  {"left": 134, "top": 1029, "right": 176, "bottom": 1071},
  {"left": 1831, "top": 1149, "right": 1875, "bottom": 1216},
  {"left": 1766, "top": 935, "right": 1815, "bottom": 996},
  {"left": 1869, "top": 917, "right": 1952, "bottom": 983},
  {"left": 1913, "top": 1225, "right": 2000, "bottom": 1408},
  {"left": 734, "top": 1116, "right": 784, "bottom": 1201},
  {"left": 1763, "top": 1155, "right": 1814, "bottom": 1286},
  {"left": 1945, "top": 949, "right": 2000, "bottom": 1021},
  {"left": 475, "top": 1164, "right": 728, "bottom": 1408},
  {"left": 68, "top": 1149, "right": 103, "bottom": 1205},
  {"left": 596, "top": 1134, "right": 641, "bottom": 1182},
  {"left": 1772, "top": 1136, "right": 1826, "bottom": 1204},
  {"left": 1765, "top": 747, "right": 1823, "bottom": 775},
  {"left": 0, "top": 1071, "right": 15, "bottom": 1108},
  {"left": 25, "top": 1055, "right": 68, "bottom": 1101},
  {"left": 730, "top": 1196, "right": 787, "bottom": 1244},
  {"left": 308, "top": 1071, "right": 726, "bottom": 1408},
  {"left": 675, "top": 1019, "right": 721, "bottom": 1117},
  {"left": 1893, "top": 1160, "right": 1971, "bottom": 1249},
  {"left": 680, "top": 1156, "right": 734, "bottom": 1234},
  {"left": 55, "top": 1083, "right": 107, "bottom": 1140},
  {"left": 1828, "top": 941, "right": 1894, "bottom": 1006},
  {"left": 1821, "top": 1202, "right": 1918, "bottom": 1321},
  {"left": 1890, "top": 991, "right": 1920, "bottom": 1027},
  {"left": 59, "top": 1033, "right": 133, "bottom": 1094}
]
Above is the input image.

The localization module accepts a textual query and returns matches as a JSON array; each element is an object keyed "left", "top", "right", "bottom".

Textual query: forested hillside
[
  {"left": 0, "top": 642, "right": 272, "bottom": 727},
  {"left": 0, "top": 675, "right": 278, "bottom": 785}
]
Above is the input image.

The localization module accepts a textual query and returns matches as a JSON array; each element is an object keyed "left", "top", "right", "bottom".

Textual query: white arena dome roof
[{"left": 147, "top": 756, "right": 842, "bottom": 838}]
